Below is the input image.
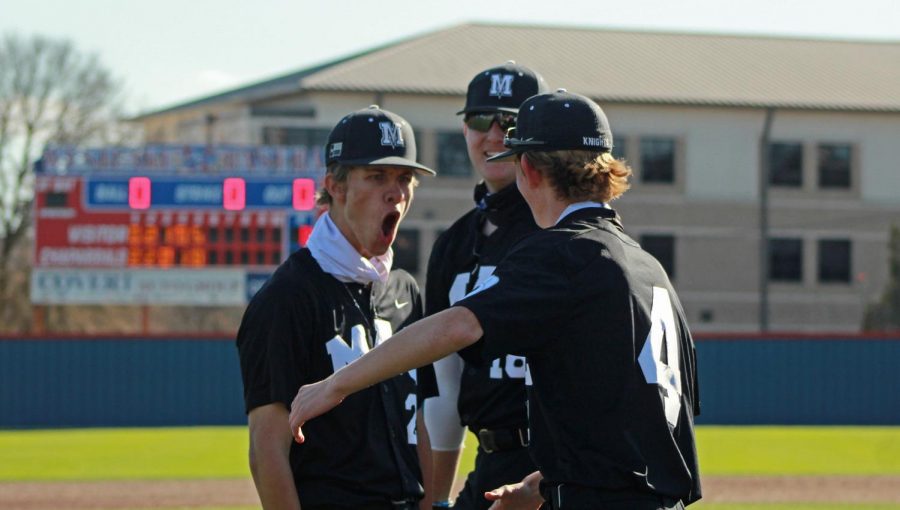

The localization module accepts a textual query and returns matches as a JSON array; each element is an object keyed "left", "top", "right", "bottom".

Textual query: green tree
[
  {"left": 863, "top": 225, "right": 900, "bottom": 331},
  {"left": 0, "top": 32, "right": 131, "bottom": 331}
]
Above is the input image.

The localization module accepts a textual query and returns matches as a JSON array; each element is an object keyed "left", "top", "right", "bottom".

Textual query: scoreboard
[{"left": 31, "top": 145, "right": 324, "bottom": 306}]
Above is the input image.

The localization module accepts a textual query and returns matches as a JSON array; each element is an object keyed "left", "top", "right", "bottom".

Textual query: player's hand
[
  {"left": 484, "top": 471, "right": 544, "bottom": 510},
  {"left": 289, "top": 378, "right": 343, "bottom": 443}
]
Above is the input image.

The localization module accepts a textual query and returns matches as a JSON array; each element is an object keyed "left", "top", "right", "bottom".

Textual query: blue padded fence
[{"left": 0, "top": 335, "right": 898, "bottom": 428}]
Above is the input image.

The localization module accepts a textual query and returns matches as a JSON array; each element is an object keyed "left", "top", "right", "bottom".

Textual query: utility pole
[{"left": 759, "top": 108, "right": 776, "bottom": 332}]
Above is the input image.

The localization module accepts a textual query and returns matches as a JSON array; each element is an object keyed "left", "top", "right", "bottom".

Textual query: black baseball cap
[
  {"left": 325, "top": 105, "right": 436, "bottom": 175},
  {"left": 457, "top": 61, "right": 548, "bottom": 116},
  {"left": 487, "top": 89, "right": 614, "bottom": 162}
]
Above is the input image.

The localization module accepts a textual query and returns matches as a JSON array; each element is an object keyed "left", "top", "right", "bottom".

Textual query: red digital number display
[
  {"left": 223, "top": 177, "right": 246, "bottom": 211},
  {"left": 293, "top": 178, "right": 315, "bottom": 211},
  {"left": 129, "top": 177, "right": 151, "bottom": 209}
]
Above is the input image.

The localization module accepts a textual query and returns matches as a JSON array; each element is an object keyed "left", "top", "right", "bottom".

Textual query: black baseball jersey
[
  {"left": 237, "top": 248, "right": 436, "bottom": 508},
  {"left": 457, "top": 206, "right": 702, "bottom": 505},
  {"left": 425, "top": 182, "right": 539, "bottom": 430}
]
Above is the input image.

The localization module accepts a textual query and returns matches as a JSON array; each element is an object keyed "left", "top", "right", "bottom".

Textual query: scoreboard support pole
[
  {"left": 141, "top": 305, "right": 150, "bottom": 335},
  {"left": 32, "top": 305, "right": 46, "bottom": 335}
]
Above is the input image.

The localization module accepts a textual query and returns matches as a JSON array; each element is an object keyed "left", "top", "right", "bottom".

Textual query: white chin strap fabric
[{"left": 307, "top": 211, "right": 393, "bottom": 284}]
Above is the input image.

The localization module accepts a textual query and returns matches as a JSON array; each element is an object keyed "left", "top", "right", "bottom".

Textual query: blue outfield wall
[
  {"left": 0, "top": 335, "right": 899, "bottom": 428},
  {"left": 0, "top": 337, "right": 246, "bottom": 428},
  {"left": 693, "top": 335, "right": 900, "bottom": 425}
]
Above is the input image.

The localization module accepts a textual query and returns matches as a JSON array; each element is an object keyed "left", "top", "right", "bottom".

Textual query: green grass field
[
  {"left": 0, "top": 426, "right": 249, "bottom": 480},
  {"left": 1, "top": 426, "right": 899, "bottom": 509},
  {"left": 458, "top": 426, "right": 900, "bottom": 479}
]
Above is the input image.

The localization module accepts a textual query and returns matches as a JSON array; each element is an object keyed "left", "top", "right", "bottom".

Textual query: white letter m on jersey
[{"left": 326, "top": 324, "right": 370, "bottom": 372}]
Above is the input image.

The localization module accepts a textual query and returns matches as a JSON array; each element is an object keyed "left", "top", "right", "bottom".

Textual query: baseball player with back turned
[
  {"left": 289, "top": 90, "right": 702, "bottom": 510},
  {"left": 236, "top": 106, "right": 438, "bottom": 510},
  {"left": 424, "top": 61, "right": 547, "bottom": 510}
]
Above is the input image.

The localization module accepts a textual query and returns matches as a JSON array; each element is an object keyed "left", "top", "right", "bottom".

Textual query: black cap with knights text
[
  {"left": 487, "top": 89, "right": 614, "bottom": 162},
  {"left": 457, "top": 61, "right": 548, "bottom": 116},
  {"left": 325, "top": 105, "right": 436, "bottom": 175}
]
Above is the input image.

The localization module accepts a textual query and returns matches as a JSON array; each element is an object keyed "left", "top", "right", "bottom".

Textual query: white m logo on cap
[
  {"left": 489, "top": 74, "right": 514, "bottom": 98},
  {"left": 378, "top": 122, "right": 405, "bottom": 148}
]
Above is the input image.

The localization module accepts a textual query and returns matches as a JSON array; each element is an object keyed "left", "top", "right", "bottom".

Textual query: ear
[
  {"left": 324, "top": 172, "right": 347, "bottom": 203},
  {"left": 518, "top": 154, "right": 543, "bottom": 190}
]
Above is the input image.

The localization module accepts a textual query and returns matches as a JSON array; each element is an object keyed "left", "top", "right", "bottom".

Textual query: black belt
[
  {"left": 476, "top": 427, "right": 529, "bottom": 453},
  {"left": 541, "top": 483, "right": 683, "bottom": 510},
  {"left": 390, "top": 500, "right": 419, "bottom": 510},
  {"left": 311, "top": 499, "right": 418, "bottom": 510}
]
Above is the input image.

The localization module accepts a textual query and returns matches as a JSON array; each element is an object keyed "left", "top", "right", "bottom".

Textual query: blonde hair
[{"left": 522, "top": 150, "right": 631, "bottom": 203}]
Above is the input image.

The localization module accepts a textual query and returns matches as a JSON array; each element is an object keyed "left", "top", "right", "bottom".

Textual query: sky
[{"left": 3, "top": 0, "right": 899, "bottom": 114}]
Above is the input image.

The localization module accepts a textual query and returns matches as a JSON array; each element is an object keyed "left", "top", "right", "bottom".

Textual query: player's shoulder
[
  {"left": 507, "top": 213, "right": 629, "bottom": 279},
  {"left": 250, "top": 249, "right": 320, "bottom": 303}
]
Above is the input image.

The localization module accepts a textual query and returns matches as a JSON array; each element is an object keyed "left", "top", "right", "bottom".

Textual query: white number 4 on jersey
[{"left": 638, "top": 287, "right": 682, "bottom": 428}]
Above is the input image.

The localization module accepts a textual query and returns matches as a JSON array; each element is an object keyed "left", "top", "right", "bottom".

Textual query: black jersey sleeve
[
  {"left": 419, "top": 229, "right": 455, "bottom": 399},
  {"left": 456, "top": 236, "right": 575, "bottom": 359},
  {"left": 424, "top": 229, "right": 453, "bottom": 318},
  {"left": 236, "top": 281, "right": 309, "bottom": 414},
  {"left": 411, "top": 274, "right": 439, "bottom": 401}
]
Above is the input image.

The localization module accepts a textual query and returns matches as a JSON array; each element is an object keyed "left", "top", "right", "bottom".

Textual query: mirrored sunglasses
[{"left": 464, "top": 112, "right": 517, "bottom": 133}]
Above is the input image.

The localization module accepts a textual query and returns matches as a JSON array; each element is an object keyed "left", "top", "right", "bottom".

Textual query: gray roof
[{"left": 138, "top": 22, "right": 900, "bottom": 117}]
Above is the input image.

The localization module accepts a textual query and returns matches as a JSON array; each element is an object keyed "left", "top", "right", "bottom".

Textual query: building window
[
  {"left": 818, "top": 239, "right": 851, "bottom": 283},
  {"left": 436, "top": 131, "right": 472, "bottom": 177},
  {"left": 769, "top": 142, "right": 803, "bottom": 187},
  {"left": 641, "top": 234, "right": 675, "bottom": 279},
  {"left": 392, "top": 228, "right": 420, "bottom": 275},
  {"left": 768, "top": 238, "right": 803, "bottom": 282},
  {"left": 262, "top": 127, "right": 330, "bottom": 148},
  {"left": 612, "top": 136, "right": 627, "bottom": 161},
  {"left": 639, "top": 137, "right": 675, "bottom": 184},
  {"left": 818, "top": 143, "right": 852, "bottom": 189}
]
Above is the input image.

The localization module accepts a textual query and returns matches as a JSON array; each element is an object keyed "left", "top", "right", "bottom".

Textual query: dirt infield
[
  {"left": 1, "top": 476, "right": 899, "bottom": 509},
  {"left": 0, "top": 479, "right": 259, "bottom": 509},
  {"left": 703, "top": 475, "right": 900, "bottom": 504}
]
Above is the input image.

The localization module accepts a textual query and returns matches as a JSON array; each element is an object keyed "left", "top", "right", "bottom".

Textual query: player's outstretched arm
[
  {"left": 289, "top": 306, "right": 483, "bottom": 443},
  {"left": 248, "top": 404, "right": 302, "bottom": 510},
  {"left": 484, "top": 470, "right": 544, "bottom": 510}
]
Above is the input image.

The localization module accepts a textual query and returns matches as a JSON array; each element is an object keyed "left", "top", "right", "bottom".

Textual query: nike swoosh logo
[{"left": 394, "top": 299, "right": 409, "bottom": 309}]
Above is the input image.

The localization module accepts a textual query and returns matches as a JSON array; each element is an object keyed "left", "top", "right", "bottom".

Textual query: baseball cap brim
[
  {"left": 337, "top": 155, "right": 436, "bottom": 176},
  {"left": 485, "top": 148, "right": 519, "bottom": 162},
  {"left": 485, "top": 138, "right": 548, "bottom": 162},
  {"left": 456, "top": 106, "right": 520, "bottom": 116}
]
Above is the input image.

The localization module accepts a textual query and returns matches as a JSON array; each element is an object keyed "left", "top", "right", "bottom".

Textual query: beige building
[{"left": 134, "top": 23, "right": 900, "bottom": 333}]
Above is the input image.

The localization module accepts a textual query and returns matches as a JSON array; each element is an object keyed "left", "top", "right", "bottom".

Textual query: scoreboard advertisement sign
[{"left": 32, "top": 145, "right": 322, "bottom": 306}]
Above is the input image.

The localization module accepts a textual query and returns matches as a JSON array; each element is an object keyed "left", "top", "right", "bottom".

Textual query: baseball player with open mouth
[{"left": 238, "top": 106, "right": 437, "bottom": 510}]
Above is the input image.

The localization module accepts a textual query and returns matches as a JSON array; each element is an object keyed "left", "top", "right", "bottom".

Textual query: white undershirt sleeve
[{"left": 423, "top": 352, "right": 467, "bottom": 451}]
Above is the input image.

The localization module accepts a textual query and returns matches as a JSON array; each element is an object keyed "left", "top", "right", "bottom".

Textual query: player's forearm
[
  {"left": 249, "top": 441, "right": 301, "bottom": 509},
  {"left": 431, "top": 449, "right": 463, "bottom": 500},
  {"left": 248, "top": 405, "right": 302, "bottom": 509},
  {"left": 331, "top": 307, "right": 482, "bottom": 398},
  {"left": 416, "top": 410, "right": 434, "bottom": 510},
  {"left": 252, "top": 461, "right": 302, "bottom": 509}
]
